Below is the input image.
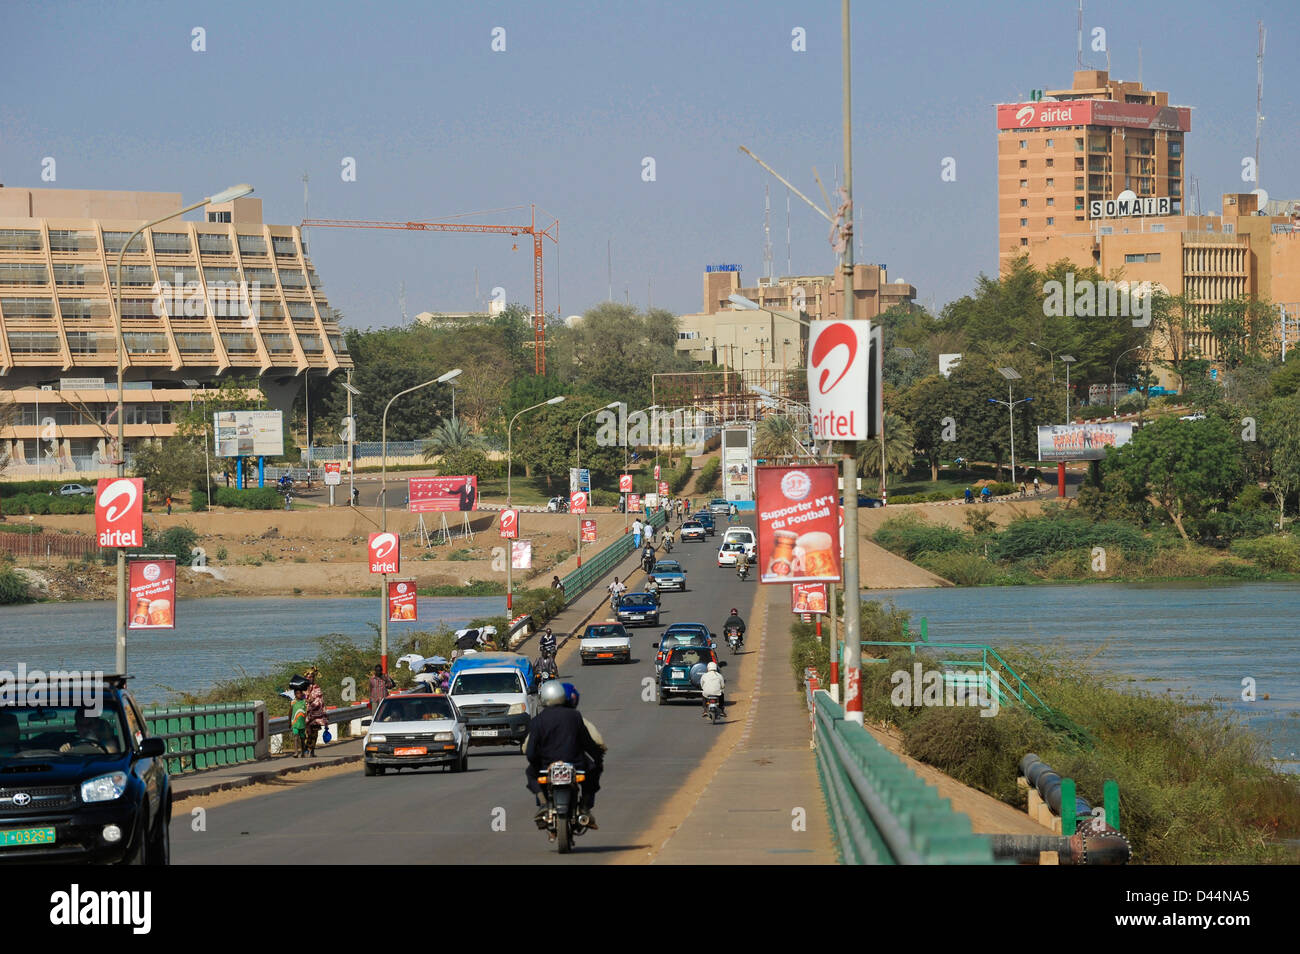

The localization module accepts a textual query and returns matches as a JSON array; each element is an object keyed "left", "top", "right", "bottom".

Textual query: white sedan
[
  {"left": 362, "top": 692, "right": 469, "bottom": 776},
  {"left": 717, "top": 541, "right": 754, "bottom": 566}
]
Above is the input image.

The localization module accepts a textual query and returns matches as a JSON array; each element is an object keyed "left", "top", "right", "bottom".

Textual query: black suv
[{"left": 0, "top": 674, "right": 171, "bottom": 864}]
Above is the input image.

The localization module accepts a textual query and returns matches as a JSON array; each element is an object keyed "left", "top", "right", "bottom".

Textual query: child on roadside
[{"left": 290, "top": 688, "right": 308, "bottom": 758}]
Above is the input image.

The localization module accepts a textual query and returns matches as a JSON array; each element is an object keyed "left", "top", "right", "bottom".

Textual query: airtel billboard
[
  {"left": 807, "top": 321, "right": 881, "bottom": 442},
  {"left": 995, "top": 100, "right": 1191, "bottom": 132},
  {"left": 368, "top": 532, "right": 400, "bottom": 574},
  {"left": 96, "top": 478, "right": 144, "bottom": 548}
]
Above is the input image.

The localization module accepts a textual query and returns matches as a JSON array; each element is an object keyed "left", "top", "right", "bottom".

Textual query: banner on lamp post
[
  {"left": 511, "top": 540, "right": 532, "bottom": 569},
  {"left": 580, "top": 519, "right": 597, "bottom": 543},
  {"left": 499, "top": 508, "right": 519, "bottom": 539},
  {"left": 755, "top": 465, "right": 842, "bottom": 584},
  {"left": 807, "top": 321, "right": 880, "bottom": 441},
  {"left": 791, "top": 582, "right": 828, "bottom": 615},
  {"left": 387, "top": 580, "right": 418, "bottom": 621},
  {"left": 569, "top": 491, "right": 588, "bottom": 514},
  {"left": 368, "top": 532, "right": 400, "bottom": 574},
  {"left": 95, "top": 478, "right": 144, "bottom": 548},
  {"left": 619, "top": 474, "right": 633, "bottom": 493},
  {"left": 128, "top": 559, "right": 176, "bottom": 629}
]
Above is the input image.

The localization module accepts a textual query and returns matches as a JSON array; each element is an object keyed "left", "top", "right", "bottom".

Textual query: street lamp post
[
  {"left": 1029, "top": 341, "right": 1056, "bottom": 382},
  {"left": 988, "top": 368, "right": 1032, "bottom": 484},
  {"left": 1060, "top": 354, "right": 1076, "bottom": 422},
  {"left": 622, "top": 405, "right": 657, "bottom": 531},
  {"left": 379, "top": 368, "right": 461, "bottom": 672},
  {"left": 340, "top": 377, "right": 360, "bottom": 506},
  {"left": 112, "top": 183, "right": 252, "bottom": 675},
  {"left": 1113, "top": 346, "right": 1143, "bottom": 415},
  {"left": 576, "top": 402, "right": 619, "bottom": 567},
  {"left": 507, "top": 396, "right": 565, "bottom": 613}
]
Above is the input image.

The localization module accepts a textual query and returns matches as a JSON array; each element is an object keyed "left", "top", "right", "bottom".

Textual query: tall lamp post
[
  {"left": 379, "top": 368, "right": 462, "bottom": 672},
  {"left": 112, "top": 183, "right": 253, "bottom": 675},
  {"left": 340, "top": 376, "right": 360, "bottom": 506},
  {"left": 622, "top": 404, "right": 657, "bottom": 531},
  {"left": 1029, "top": 341, "right": 1057, "bottom": 382},
  {"left": 507, "top": 396, "right": 565, "bottom": 612},
  {"left": 988, "top": 367, "right": 1032, "bottom": 484},
  {"left": 1112, "top": 346, "right": 1143, "bottom": 415},
  {"left": 1060, "top": 354, "right": 1076, "bottom": 422},
  {"left": 576, "top": 402, "right": 619, "bottom": 567}
]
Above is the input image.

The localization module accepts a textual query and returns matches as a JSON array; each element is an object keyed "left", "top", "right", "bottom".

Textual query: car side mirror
[
  {"left": 651, "top": 642, "right": 659, "bottom": 648},
  {"left": 139, "top": 737, "right": 166, "bottom": 758},
  {"left": 361, "top": 718, "right": 372, "bottom": 727}
]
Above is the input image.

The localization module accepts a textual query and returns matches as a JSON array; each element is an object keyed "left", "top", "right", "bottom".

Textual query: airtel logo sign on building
[
  {"left": 368, "top": 532, "right": 400, "bottom": 574},
  {"left": 95, "top": 478, "right": 143, "bottom": 547},
  {"left": 807, "top": 321, "right": 881, "bottom": 442}
]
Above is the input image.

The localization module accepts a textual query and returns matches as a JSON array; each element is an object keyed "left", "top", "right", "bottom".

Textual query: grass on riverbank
[{"left": 791, "top": 603, "right": 1300, "bottom": 864}]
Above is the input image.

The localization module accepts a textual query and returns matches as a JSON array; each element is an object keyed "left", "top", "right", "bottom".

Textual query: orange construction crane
[{"left": 301, "top": 205, "right": 558, "bottom": 373}]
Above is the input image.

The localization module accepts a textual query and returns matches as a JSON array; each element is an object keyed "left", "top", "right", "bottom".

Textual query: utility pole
[{"left": 839, "top": 0, "right": 863, "bottom": 725}]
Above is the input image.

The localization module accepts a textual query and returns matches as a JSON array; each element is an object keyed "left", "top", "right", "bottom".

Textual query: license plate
[
  {"left": 394, "top": 746, "right": 427, "bottom": 756},
  {"left": 0, "top": 827, "right": 55, "bottom": 847},
  {"left": 628, "top": 615, "right": 643, "bottom": 620},
  {"left": 471, "top": 729, "right": 500, "bottom": 737},
  {"left": 672, "top": 668, "right": 685, "bottom": 678},
  {"left": 597, "top": 653, "right": 614, "bottom": 658}
]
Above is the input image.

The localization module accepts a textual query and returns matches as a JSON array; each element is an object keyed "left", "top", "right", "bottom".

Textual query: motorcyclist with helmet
[
  {"left": 699, "top": 661, "right": 726, "bottom": 718},
  {"left": 722, "top": 607, "right": 746, "bottom": 649},
  {"left": 526, "top": 679, "right": 606, "bottom": 830}
]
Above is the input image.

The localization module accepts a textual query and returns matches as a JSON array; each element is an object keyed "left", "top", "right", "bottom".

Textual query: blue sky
[{"left": 2, "top": 0, "right": 1296, "bottom": 328}]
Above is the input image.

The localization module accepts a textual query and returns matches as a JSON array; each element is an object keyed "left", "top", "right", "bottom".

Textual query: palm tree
[
  {"left": 855, "top": 411, "right": 915, "bottom": 489},
  {"left": 754, "top": 413, "right": 804, "bottom": 461},
  {"left": 422, "top": 418, "right": 484, "bottom": 460}
]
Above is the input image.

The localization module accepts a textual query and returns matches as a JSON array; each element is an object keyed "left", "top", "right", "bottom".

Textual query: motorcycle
[
  {"left": 703, "top": 695, "right": 723, "bottom": 724},
  {"left": 736, "top": 562, "right": 749, "bottom": 581},
  {"left": 663, "top": 536, "right": 674, "bottom": 553},
  {"left": 536, "top": 760, "right": 591, "bottom": 853},
  {"left": 724, "top": 625, "right": 744, "bottom": 654}
]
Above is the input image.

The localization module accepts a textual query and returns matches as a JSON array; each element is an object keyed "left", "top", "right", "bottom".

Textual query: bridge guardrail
[
  {"left": 143, "top": 702, "right": 266, "bottom": 776},
  {"left": 810, "top": 689, "right": 998, "bottom": 865},
  {"left": 557, "top": 511, "right": 665, "bottom": 605}
]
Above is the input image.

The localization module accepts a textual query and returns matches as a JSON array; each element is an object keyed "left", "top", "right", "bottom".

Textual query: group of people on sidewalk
[{"left": 289, "top": 667, "right": 329, "bottom": 758}]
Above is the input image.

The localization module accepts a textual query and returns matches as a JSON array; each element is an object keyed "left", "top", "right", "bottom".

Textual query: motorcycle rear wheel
[{"left": 556, "top": 816, "right": 573, "bottom": 853}]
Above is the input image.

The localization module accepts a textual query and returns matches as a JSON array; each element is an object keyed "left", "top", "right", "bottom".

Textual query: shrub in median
[{"left": 214, "top": 487, "right": 282, "bottom": 510}]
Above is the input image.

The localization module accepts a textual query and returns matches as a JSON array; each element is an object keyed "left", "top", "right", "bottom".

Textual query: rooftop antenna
[
  {"left": 399, "top": 281, "right": 407, "bottom": 323},
  {"left": 763, "top": 184, "right": 774, "bottom": 281},
  {"left": 1077, "top": 1, "right": 1084, "bottom": 68},
  {"left": 301, "top": 172, "right": 309, "bottom": 221},
  {"left": 1256, "top": 20, "right": 1266, "bottom": 191},
  {"left": 786, "top": 191, "right": 792, "bottom": 275},
  {"left": 474, "top": 266, "right": 479, "bottom": 311},
  {"left": 1138, "top": 42, "right": 1142, "bottom": 84},
  {"left": 607, "top": 238, "right": 613, "bottom": 302}
]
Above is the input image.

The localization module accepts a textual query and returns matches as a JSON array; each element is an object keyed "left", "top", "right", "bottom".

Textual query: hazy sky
[{"left": 2, "top": 0, "right": 1296, "bottom": 329}]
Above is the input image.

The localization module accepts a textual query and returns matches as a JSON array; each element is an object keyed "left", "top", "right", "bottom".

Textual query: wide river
[
  {"left": 867, "top": 581, "right": 1300, "bottom": 772},
  {"left": 0, "top": 596, "right": 505, "bottom": 705}
]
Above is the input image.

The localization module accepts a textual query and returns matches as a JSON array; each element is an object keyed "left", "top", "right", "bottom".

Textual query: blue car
[
  {"left": 648, "top": 559, "right": 687, "bottom": 592},
  {"left": 653, "top": 622, "right": 714, "bottom": 675},
  {"left": 615, "top": 591, "right": 660, "bottom": 627},
  {"left": 839, "top": 494, "right": 883, "bottom": 508},
  {"left": 695, "top": 511, "right": 716, "bottom": 535}
]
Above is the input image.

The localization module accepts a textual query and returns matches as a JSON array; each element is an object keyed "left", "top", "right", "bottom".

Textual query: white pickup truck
[{"left": 447, "top": 653, "right": 537, "bottom": 748}]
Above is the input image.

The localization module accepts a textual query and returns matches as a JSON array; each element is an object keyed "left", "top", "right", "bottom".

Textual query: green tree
[
  {"left": 853, "top": 412, "right": 916, "bottom": 488},
  {"left": 897, "top": 374, "right": 952, "bottom": 481},
  {"left": 1258, "top": 395, "right": 1300, "bottom": 527},
  {"left": 423, "top": 418, "right": 485, "bottom": 460},
  {"left": 132, "top": 438, "right": 206, "bottom": 501},
  {"left": 754, "top": 413, "right": 804, "bottom": 462}
]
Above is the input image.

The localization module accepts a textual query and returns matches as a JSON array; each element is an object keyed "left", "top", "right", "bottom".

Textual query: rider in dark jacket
[
  {"left": 722, "top": 608, "right": 746, "bottom": 647},
  {"left": 525, "top": 702, "right": 605, "bottom": 821}
]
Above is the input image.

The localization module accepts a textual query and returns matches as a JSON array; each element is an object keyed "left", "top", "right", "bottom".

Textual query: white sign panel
[
  {"left": 808, "top": 321, "right": 878, "bottom": 442},
  {"left": 213, "top": 410, "right": 285, "bottom": 458},
  {"left": 1090, "top": 196, "right": 1171, "bottom": 219}
]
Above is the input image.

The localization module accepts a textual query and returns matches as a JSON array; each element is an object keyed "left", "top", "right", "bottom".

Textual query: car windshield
[
  {"left": 585, "top": 625, "right": 627, "bottom": 638},
  {"left": 450, "top": 672, "right": 524, "bottom": 695},
  {"left": 376, "top": 696, "right": 456, "bottom": 723},
  {"left": 654, "top": 562, "right": 681, "bottom": 573},
  {"left": 621, "top": 594, "right": 655, "bottom": 605},
  {"left": 722, "top": 543, "right": 744, "bottom": 551},
  {"left": 669, "top": 648, "right": 710, "bottom": 667},
  {"left": 0, "top": 703, "right": 127, "bottom": 759}
]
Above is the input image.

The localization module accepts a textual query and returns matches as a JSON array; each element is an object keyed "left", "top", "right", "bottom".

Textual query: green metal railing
[
  {"left": 143, "top": 702, "right": 261, "bottom": 775},
  {"left": 811, "top": 691, "right": 998, "bottom": 864},
  {"left": 858, "top": 641, "right": 1051, "bottom": 713},
  {"left": 558, "top": 511, "right": 665, "bottom": 605}
]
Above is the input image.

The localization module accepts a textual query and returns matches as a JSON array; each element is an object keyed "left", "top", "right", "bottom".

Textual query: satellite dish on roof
[
  {"left": 1117, "top": 189, "right": 1138, "bottom": 205},
  {"left": 1251, "top": 188, "right": 1269, "bottom": 211}
]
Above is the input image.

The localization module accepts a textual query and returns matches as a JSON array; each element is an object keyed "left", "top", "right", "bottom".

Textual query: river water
[
  {"left": 866, "top": 582, "right": 1300, "bottom": 772},
  {"left": 0, "top": 596, "right": 505, "bottom": 705}
]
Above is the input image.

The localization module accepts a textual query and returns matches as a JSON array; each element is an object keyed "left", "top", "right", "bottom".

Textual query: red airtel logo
[
  {"left": 98, "top": 479, "right": 138, "bottom": 524},
  {"left": 96, "top": 478, "right": 143, "bottom": 547},
  {"left": 810, "top": 323, "right": 857, "bottom": 395},
  {"left": 368, "top": 532, "right": 400, "bottom": 573}
]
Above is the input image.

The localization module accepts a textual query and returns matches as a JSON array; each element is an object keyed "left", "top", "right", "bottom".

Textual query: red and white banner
[
  {"left": 628, "top": 493, "right": 642, "bottom": 511},
  {"left": 755, "top": 465, "right": 842, "bottom": 584},
  {"left": 388, "top": 580, "right": 418, "bottom": 621},
  {"left": 791, "top": 582, "right": 828, "bottom": 615},
  {"left": 580, "top": 518, "right": 597, "bottom": 543},
  {"left": 654, "top": 464, "right": 661, "bottom": 480},
  {"left": 96, "top": 478, "right": 143, "bottom": 548},
  {"left": 323, "top": 461, "right": 342, "bottom": 486},
  {"left": 657, "top": 481, "right": 669, "bottom": 496},
  {"left": 128, "top": 559, "right": 175, "bottom": 630},
  {"left": 569, "top": 491, "right": 588, "bottom": 514},
  {"left": 995, "top": 100, "right": 1190, "bottom": 132},
  {"left": 808, "top": 321, "right": 873, "bottom": 441},
  {"left": 499, "top": 508, "right": 519, "bottom": 539},
  {"left": 408, "top": 476, "right": 478, "bottom": 512},
  {"left": 512, "top": 540, "right": 532, "bottom": 569},
  {"left": 619, "top": 474, "right": 633, "bottom": 493},
  {"left": 368, "top": 532, "right": 400, "bottom": 574}
]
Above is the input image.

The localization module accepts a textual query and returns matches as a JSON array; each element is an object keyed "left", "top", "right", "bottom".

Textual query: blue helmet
[{"left": 562, "top": 682, "right": 579, "bottom": 708}]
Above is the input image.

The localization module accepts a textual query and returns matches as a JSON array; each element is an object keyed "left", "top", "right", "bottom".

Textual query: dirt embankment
[{"left": 7, "top": 509, "right": 655, "bottom": 600}]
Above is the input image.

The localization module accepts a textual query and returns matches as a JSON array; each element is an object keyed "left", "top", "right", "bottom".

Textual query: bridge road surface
[{"left": 172, "top": 518, "right": 759, "bottom": 864}]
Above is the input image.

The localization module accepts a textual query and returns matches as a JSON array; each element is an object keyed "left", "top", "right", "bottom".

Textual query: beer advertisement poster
[
  {"left": 755, "top": 465, "right": 842, "bottom": 584},
  {"left": 580, "top": 519, "right": 597, "bottom": 543},
  {"left": 388, "top": 580, "right": 418, "bottom": 622},
  {"left": 792, "top": 582, "right": 828, "bottom": 615},
  {"left": 128, "top": 559, "right": 176, "bottom": 630}
]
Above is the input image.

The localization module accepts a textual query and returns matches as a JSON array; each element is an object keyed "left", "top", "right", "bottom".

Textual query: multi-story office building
[
  {"left": 0, "top": 186, "right": 352, "bottom": 475},
  {"left": 997, "top": 70, "right": 1191, "bottom": 263},
  {"left": 675, "top": 264, "right": 917, "bottom": 371}
]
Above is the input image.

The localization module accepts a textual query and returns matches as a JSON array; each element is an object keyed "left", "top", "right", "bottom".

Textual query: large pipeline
[{"left": 1005, "top": 753, "right": 1131, "bottom": 865}]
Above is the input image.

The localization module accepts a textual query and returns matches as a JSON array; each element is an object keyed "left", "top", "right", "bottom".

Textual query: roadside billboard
[
  {"left": 96, "top": 478, "right": 144, "bottom": 548},
  {"left": 323, "top": 462, "right": 341, "bottom": 486},
  {"left": 569, "top": 468, "right": 591, "bottom": 493},
  {"left": 368, "top": 532, "right": 400, "bottom": 574},
  {"left": 1036, "top": 423, "right": 1133, "bottom": 462},
  {"left": 755, "top": 465, "right": 842, "bottom": 584},
  {"left": 387, "top": 580, "right": 418, "bottom": 621},
  {"left": 128, "top": 559, "right": 176, "bottom": 630},
  {"left": 791, "top": 582, "right": 828, "bottom": 615},
  {"left": 580, "top": 519, "right": 597, "bottom": 543},
  {"left": 722, "top": 425, "right": 753, "bottom": 502},
  {"left": 408, "top": 476, "right": 478, "bottom": 512},
  {"left": 213, "top": 410, "right": 284, "bottom": 458}
]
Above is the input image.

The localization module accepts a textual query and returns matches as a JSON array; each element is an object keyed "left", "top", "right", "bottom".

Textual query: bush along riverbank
[
  {"left": 791, "top": 601, "right": 1300, "bottom": 864},
  {"left": 873, "top": 506, "right": 1300, "bottom": 586}
]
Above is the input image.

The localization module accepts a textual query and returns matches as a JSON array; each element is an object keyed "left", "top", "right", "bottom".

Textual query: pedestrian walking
[
  {"left": 304, "top": 667, "right": 327, "bottom": 757},
  {"left": 290, "top": 688, "right": 308, "bottom": 757},
  {"left": 165, "top": 494, "right": 172, "bottom": 516},
  {"left": 1020, "top": 482, "right": 1027, "bottom": 498},
  {"left": 352, "top": 486, "right": 360, "bottom": 506},
  {"left": 368, "top": 664, "right": 394, "bottom": 710},
  {"left": 632, "top": 518, "right": 643, "bottom": 548},
  {"left": 1033, "top": 475, "right": 1041, "bottom": 496}
]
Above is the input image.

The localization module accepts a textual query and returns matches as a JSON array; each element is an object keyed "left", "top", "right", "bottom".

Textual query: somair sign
[
  {"left": 1090, "top": 196, "right": 1171, "bottom": 218},
  {"left": 368, "top": 532, "right": 400, "bottom": 574},
  {"left": 808, "top": 321, "right": 881, "bottom": 442},
  {"left": 96, "top": 478, "right": 143, "bottom": 548}
]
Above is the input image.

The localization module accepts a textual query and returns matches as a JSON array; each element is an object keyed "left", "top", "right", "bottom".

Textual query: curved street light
[
  {"left": 111, "top": 183, "right": 253, "bottom": 675},
  {"left": 1112, "top": 346, "right": 1144, "bottom": 415},
  {"left": 506, "top": 396, "right": 565, "bottom": 611}
]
